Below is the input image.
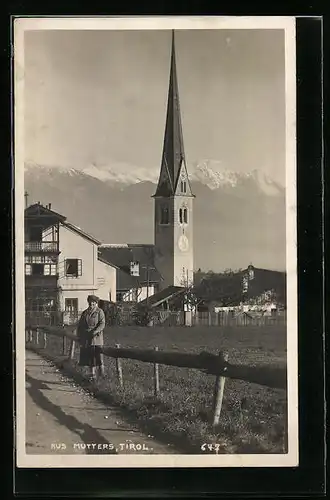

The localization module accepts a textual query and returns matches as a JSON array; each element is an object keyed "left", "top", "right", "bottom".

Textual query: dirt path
[{"left": 25, "top": 350, "right": 179, "bottom": 455}]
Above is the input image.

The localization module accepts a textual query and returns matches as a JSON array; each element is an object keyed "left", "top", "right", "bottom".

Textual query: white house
[
  {"left": 24, "top": 203, "right": 117, "bottom": 322},
  {"left": 56, "top": 221, "right": 117, "bottom": 316}
]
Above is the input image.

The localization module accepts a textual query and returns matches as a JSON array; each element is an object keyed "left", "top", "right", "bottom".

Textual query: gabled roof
[
  {"left": 98, "top": 244, "right": 162, "bottom": 285},
  {"left": 25, "top": 203, "right": 67, "bottom": 222},
  {"left": 62, "top": 221, "right": 101, "bottom": 245},
  {"left": 139, "top": 285, "right": 185, "bottom": 308},
  {"left": 25, "top": 203, "right": 102, "bottom": 245},
  {"left": 97, "top": 255, "right": 120, "bottom": 270}
]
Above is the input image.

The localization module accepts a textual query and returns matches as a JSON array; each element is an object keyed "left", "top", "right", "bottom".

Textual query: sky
[{"left": 24, "top": 29, "right": 286, "bottom": 185}]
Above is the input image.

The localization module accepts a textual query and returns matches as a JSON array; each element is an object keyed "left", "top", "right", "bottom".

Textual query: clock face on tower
[{"left": 178, "top": 234, "right": 189, "bottom": 252}]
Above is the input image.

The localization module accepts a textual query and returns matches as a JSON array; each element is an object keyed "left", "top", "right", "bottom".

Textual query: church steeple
[
  {"left": 153, "top": 30, "right": 195, "bottom": 291},
  {"left": 154, "top": 31, "right": 193, "bottom": 197}
]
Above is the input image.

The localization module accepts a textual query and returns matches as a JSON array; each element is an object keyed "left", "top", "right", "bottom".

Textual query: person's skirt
[{"left": 79, "top": 345, "right": 104, "bottom": 367}]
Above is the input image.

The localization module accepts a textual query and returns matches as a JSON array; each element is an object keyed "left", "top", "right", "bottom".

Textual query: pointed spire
[{"left": 154, "top": 30, "right": 187, "bottom": 197}]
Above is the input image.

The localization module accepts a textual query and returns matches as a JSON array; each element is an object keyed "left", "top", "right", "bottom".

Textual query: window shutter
[{"left": 78, "top": 259, "right": 82, "bottom": 276}]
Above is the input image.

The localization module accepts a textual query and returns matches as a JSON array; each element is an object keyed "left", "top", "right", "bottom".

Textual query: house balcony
[
  {"left": 25, "top": 241, "right": 59, "bottom": 253},
  {"left": 25, "top": 275, "right": 58, "bottom": 289}
]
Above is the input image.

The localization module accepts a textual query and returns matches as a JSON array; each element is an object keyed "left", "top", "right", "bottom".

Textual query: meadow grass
[{"left": 43, "top": 324, "right": 287, "bottom": 454}]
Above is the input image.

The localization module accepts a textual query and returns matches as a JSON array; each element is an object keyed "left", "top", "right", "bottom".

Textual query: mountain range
[{"left": 24, "top": 160, "right": 286, "bottom": 272}]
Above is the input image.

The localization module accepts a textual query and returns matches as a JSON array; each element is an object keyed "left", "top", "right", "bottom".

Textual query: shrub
[{"left": 131, "top": 303, "right": 155, "bottom": 326}]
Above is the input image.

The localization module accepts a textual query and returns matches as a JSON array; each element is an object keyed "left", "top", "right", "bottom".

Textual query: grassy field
[{"left": 43, "top": 324, "right": 287, "bottom": 454}]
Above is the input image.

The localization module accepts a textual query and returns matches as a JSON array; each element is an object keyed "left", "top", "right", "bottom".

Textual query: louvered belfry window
[
  {"left": 160, "top": 205, "right": 169, "bottom": 225},
  {"left": 180, "top": 180, "right": 187, "bottom": 193},
  {"left": 179, "top": 207, "right": 188, "bottom": 224}
]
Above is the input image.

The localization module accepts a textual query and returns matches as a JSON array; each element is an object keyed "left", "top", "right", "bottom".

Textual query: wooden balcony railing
[{"left": 25, "top": 241, "right": 58, "bottom": 252}]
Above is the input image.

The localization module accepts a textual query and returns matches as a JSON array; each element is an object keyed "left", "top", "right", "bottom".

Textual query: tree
[{"left": 194, "top": 271, "right": 244, "bottom": 306}]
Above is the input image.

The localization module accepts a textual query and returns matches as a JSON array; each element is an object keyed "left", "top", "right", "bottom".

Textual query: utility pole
[
  {"left": 141, "top": 262, "right": 155, "bottom": 306},
  {"left": 130, "top": 258, "right": 156, "bottom": 305},
  {"left": 142, "top": 247, "right": 156, "bottom": 306},
  {"left": 146, "top": 264, "right": 150, "bottom": 306}
]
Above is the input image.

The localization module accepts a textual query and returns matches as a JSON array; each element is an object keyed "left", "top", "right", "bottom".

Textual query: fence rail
[{"left": 25, "top": 324, "right": 287, "bottom": 427}]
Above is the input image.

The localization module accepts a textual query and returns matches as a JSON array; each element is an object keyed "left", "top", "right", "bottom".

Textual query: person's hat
[{"left": 87, "top": 295, "right": 99, "bottom": 303}]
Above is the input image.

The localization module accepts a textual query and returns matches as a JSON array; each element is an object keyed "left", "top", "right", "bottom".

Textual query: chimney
[{"left": 48, "top": 203, "right": 52, "bottom": 210}]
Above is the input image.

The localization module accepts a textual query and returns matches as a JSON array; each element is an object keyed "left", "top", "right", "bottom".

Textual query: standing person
[{"left": 77, "top": 295, "right": 106, "bottom": 381}]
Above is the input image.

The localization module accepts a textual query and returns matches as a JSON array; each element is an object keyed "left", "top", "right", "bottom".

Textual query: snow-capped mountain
[
  {"left": 23, "top": 161, "right": 286, "bottom": 272},
  {"left": 24, "top": 159, "right": 284, "bottom": 196}
]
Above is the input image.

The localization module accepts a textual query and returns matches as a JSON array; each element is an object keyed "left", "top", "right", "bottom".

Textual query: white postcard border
[{"left": 14, "top": 15, "right": 298, "bottom": 468}]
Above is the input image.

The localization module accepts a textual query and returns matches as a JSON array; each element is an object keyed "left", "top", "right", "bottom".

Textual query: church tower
[{"left": 153, "top": 31, "right": 195, "bottom": 291}]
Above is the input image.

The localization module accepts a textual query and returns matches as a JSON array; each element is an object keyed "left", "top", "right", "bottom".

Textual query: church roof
[{"left": 154, "top": 31, "right": 194, "bottom": 198}]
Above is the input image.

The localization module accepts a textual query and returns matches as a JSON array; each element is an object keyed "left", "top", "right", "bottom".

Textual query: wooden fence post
[
  {"left": 153, "top": 346, "right": 160, "bottom": 397},
  {"left": 212, "top": 352, "right": 229, "bottom": 427},
  {"left": 62, "top": 336, "right": 67, "bottom": 355},
  {"left": 69, "top": 339, "right": 76, "bottom": 360},
  {"left": 115, "top": 343, "right": 123, "bottom": 389}
]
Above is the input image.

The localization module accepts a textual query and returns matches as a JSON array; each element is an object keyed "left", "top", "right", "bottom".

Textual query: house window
[
  {"left": 65, "top": 298, "right": 78, "bottom": 313},
  {"left": 242, "top": 276, "right": 249, "bottom": 294},
  {"left": 248, "top": 268, "right": 254, "bottom": 280},
  {"left": 44, "top": 264, "right": 57, "bottom": 276},
  {"left": 179, "top": 208, "right": 183, "bottom": 224},
  {"left": 25, "top": 256, "right": 58, "bottom": 276},
  {"left": 65, "top": 259, "right": 82, "bottom": 278},
  {"left": 160, "top": 205, "right": 169, "bottom": 225},
  {"left": 180, "top": 180, "right": 187, "bottom": 193}
]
